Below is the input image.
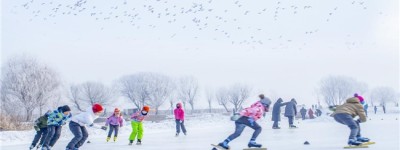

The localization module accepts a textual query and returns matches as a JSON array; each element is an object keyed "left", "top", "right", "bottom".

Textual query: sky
[{"left": 1, "top": 0, "right": 399, "bottom": 109}]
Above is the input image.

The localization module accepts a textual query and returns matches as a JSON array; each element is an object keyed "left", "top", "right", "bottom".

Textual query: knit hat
[
  {"left": 354, "top": 93, "right": 364, "bottom": 103},
  {"left": 260, "top": 97, "right": 272, "bottom": 107},
  {"left": 92, "top": 103, "right": 104, "bottom": 113},
  {"left": 259, "top": 94, "right": 265, "bottom": 99},
  {"left": 142, "top": 105, "right": 150, "bottom": 112},
  {"left": 61, "top": 105, "right": 71, "bottom": 112},
  {"left": 114, "top": 108, "right": 120, "bottom": 113}
]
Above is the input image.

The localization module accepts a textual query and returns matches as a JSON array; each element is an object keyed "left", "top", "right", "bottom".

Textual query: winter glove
[
  {"left": 355, "top": 119, "right": 361, "bottom": 124},
  {"left": 34, "top": 126, "right": 40, "bottom": 132},
  {"left": 328, "top": 106, "right": 337, "bottom": 112},
  {"left": 101, "top": 126, "right": 107, "bottom": 131},
  {"left": 248, "top": 117, "right": 255, "bottom": 126},
  {"left": 179, "top": 120, "right": 183, "bottom": 124}
]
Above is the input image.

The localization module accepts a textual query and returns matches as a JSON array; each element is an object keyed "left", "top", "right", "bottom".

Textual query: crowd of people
[{"left": 28, "top": 92, "right": 377, "bottom": 150}]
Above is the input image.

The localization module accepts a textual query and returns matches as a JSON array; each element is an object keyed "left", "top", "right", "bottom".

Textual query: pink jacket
[
  {"left": 174, "top": 108, "right": 185, "bottom": 120},
  {"left": 240, "top": 101, "right": 266, "bottom": 121},
  {"left": 131, "top": 111, "right": 146, "bottom": 122}
]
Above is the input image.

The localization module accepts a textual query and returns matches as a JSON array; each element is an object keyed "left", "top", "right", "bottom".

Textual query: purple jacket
[{"left": 105, "top": 115, "right": 124, "bottom": 127}]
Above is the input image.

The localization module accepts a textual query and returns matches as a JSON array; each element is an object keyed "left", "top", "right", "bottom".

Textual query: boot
[
  {"left": 137, "top": 139, "right": 142, "bottom": 145},
  {"left": 248, "top": 140, "right": 262, "bottom": 148},
  {"left": 356, "top": 137, "right": 370, "bottom": 142},
  {"left": 128, "top": 140, "right": 133, "bottom": 145},
  {"left": 348, "top": 139, "right": 363, "bottom": 146},
  {"left": 113, "top": 136, "right": 117, "bottom": 142},
  {"left": 217, "top": 141, "right": 229, "bottom": 149},
  {"left": 106, "top": 137, "right": 111, "bottom": 142}
]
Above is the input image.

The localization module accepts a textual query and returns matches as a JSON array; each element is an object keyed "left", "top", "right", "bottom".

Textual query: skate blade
[
  {"left": 211, "top": 144, "right": 230, "bottom": 150},
  {"left": 344, "top": 145, "right": 369, "bottom": 149},
  {"left": 362, "top": 142, "right": 375, "bottom": 145}
]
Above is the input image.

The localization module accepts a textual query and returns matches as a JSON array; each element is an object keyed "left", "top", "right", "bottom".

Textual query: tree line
[{"left": 1, "top": 55, "right": 399, "bottom": 123}]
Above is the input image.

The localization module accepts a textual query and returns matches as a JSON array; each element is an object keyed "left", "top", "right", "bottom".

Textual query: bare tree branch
[
  {"left": 177, "top": 76, "right": 199, "bottom": 113},
  {"left": 1, "top": 56, "right": 61, "bottom": 121},
  {"left": 318, "top": 76, "right": 367, "bottom": 106}
]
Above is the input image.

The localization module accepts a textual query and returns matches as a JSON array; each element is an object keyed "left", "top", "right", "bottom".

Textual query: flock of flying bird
[{"left": 16, "top": 0, "right": 374, "bottom": 49}]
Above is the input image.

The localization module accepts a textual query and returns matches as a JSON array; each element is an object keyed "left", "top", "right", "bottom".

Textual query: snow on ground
[{"left": 1, "top": 113, "right": 399, "bottom": 150}]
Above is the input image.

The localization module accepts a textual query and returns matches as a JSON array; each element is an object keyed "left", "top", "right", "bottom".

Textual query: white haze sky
[{"left": 1, "top": 0, "right": 399, "bottom": 109}]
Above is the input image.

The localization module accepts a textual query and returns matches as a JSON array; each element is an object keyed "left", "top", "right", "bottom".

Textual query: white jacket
[{"left": 71, "top": 107, "right": 100, "bottom": 128}]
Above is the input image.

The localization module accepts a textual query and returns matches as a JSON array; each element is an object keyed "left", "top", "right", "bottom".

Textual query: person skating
[
  {"left": 215, "top": 94, "right": 271, "bottom": 149},
  {"left": 42, "top": 105, "right": 72, "bottom": 150},
  {"left": 308, "top": 108, "right": 315, "bottom": 119},
  {"left": 66, "top": 104, "right": 107, "bottom": 150},
  {"left": 331, "top": 97, "right": 370, "bottom": 146},
  {"left": 174, "top": 103, "right": 187, "bottom": 136},
  {"left": 284, "top": 98, "right": 297, "bottom": 128},
  {"left": 271, "top": 98, "right": 287, "bottom": 129},
  {"left": 318, "top": 109, "right": 322, "bottom": 117},
  {"left": 300, "top": 107, "right": 307, "bottom": 120},
  {"left": 129, "top": 106, "right": 150, "bottom": 145},
  {"left": 105, "top": 108, "right": 124, "bottom": 142},
  {"left": 29, "top": 111, "right": 50, "bottom": 150}
]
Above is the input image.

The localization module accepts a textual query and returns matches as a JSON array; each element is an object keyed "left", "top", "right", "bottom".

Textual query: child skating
[
  {"left": 29, "top": 111, "right": 50, "bottom": 150},
  {"left": 212, "top": 94, "right": 271, "bottom": 150},
  {"left": 331, "top": 97, "right": 372, "bottom": 148},
  {"left": 129, "top": 106, "right": 150, "bottom": 145},
  {"left": 42, "top": 105, "right": 72, "bottom": 150},
  {"left": 105, "top": 108, "right": 124, "bottom": 142},
  {"left": 174, "top": 103, "right": 187, "bottom": 136},
  {"left": 66, "top": 103, "right": 107, "bottom": 150}
]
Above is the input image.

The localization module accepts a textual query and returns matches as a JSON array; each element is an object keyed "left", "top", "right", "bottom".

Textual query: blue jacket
[
  {"left": 300, "top": 108, "right": 307, "bottom": 115},
  {"left": 47, "top": 108, "right": 72, "bottom": 126},
  {"left": 284, "top": 99, "right": 297, "bottom": 117},
  {"left": 271, "top": 98, "right": 287, "bottom": 121}
]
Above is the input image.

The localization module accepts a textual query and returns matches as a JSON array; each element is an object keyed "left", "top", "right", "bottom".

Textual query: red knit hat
[
  {"left": 92, "top": 103, "right": 104, "bottom": 113},
  {"left": 142, "top": 105, "right": 150, "bottom": 112}
]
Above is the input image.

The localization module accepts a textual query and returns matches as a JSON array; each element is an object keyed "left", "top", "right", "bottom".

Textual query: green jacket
[{"left": 35, "top": 115, "right": 48, "bottom": 129}]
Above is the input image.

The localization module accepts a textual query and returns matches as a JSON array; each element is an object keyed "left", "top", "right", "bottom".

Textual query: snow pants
[
  {"left": 107, "top": 125, "right": 120, "bottom": 137},
  {"left": 226, "top": 116, "right": 262, "bottom": 141},
  {"left": 67, "top": 121, "right": 88, "bottom": 149},
  {"left": 175, "top": 119, "right": 187, "bottom": 134},
  {"left": 334, "top": 113, "right": 361, "bottom": 140},
  {"left": 129, "top": 121, "right": 143, "bottom": 141},
  {"left": 31, "top": 127, "right": 48, "bottom": 147},
  {"left": 42, "top": 125, "right": 62, "bottom": 148}
]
